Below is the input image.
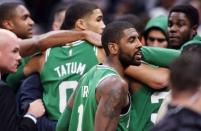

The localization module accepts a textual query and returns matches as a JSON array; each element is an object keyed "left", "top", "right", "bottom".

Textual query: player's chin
[
  {"left": 134, "top": 60, "right": 142, "bottom": 66},
  {"left": 28, "top": 32, "right": 33, "bottom": 38},
  {"left": 130, "top": 59, "right": 141, "bottom": 66},
  {"left": 12, "top": 64, "right": 19, "bottom": 72},
  {"left": 9, "top": 68, "right": 17, "bottom": 73},
  {"left": 99, "top": 30, "right": 103, "bottom": 35}
]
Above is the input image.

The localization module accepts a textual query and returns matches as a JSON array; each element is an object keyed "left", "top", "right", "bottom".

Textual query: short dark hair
[
  {"left": 0, "top": 2, "right": 23, "bottom": 28},
  {"left": 116, "top": 14, "right": 143, "bottom": 35},
  {"left": 101, "top": 21, "right": 134, "bottom": 56},
  {"left": 169, "top": 5, "right": 199, "bottom": 26},
  {"left": 61, "top": 1, "right": 98, "bottom": 30},
  {"left": 170, "top": 51, "right": 201, "bottom": 92}
]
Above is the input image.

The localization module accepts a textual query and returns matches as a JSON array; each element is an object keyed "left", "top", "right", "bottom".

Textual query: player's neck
[{"left": 103, "top": 57, "right": 124, "bottom": 77}]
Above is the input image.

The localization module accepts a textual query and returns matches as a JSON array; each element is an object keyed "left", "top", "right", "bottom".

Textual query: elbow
[{"left": 149, "top": 78, "right": 169, "bottom": 89}]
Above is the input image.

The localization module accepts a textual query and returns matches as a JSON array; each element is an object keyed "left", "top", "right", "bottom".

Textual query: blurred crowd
[{"left": 1, "top": 0, "right": 200, "bottom": 34}]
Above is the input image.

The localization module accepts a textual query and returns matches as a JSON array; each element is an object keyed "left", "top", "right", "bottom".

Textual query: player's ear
[
  {"left": 1, "top": 20, "right": 15, "bottom": 30},
  {"left": 108, "top": 42, "right": 119, "bottom": 55},
  {"left": 191, "top": 24, "right": 198, "bottom": 37},
  {"left": 75, "top": 19, "right": 87, "bottom": 30},
  {"left": 52, "top": 21, "right": 60, "bottom": 30}
]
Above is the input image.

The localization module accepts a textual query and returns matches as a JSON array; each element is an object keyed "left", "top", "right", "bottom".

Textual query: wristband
[{"left": 24, "top": 113, "right": 37, "bottom": 124}]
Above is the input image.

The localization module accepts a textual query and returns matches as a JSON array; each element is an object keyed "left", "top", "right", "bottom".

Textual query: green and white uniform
[
  {"left": 128, "top": 63, "right": 169, "bottom": 131},
  {"left": 40, "top": 40, "right": 98, "bottom": 120},
  {"left": 68, "top": 65, "right": 131, "bottom": 131},
  {"left": 129, "top": 85, "right": 168, "bottom": 131}
]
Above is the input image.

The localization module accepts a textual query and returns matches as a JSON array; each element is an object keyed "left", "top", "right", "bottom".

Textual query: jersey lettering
[
  {"left": 82, "top": 86, "right": 89, "bottom": 98},
  {"left": 59, "top": 81, "right": 78, "bottom": 113},
  {"left": 54, "top": 62, "right": 86, "bottom": 77}
]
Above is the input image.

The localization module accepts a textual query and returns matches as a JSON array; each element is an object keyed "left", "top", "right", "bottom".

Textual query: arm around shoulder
[
  {"left": 141, "top": 46, "right": 180, "bottom": 67},
  {"left": 125, "top": 63, "right": 169, "bottom": 89},
  {"left": 19, "top": 30, "right": 101, "bottom": 57}
]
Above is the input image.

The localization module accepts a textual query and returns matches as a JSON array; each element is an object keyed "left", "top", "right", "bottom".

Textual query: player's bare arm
[
  {"left": 125, "top": 63, "right": 169, "bottom": 89},
  {"left": 19, "top": 30, "right": 102, "bottom": 57},
  {"left": 23, "top": 52, "right": 45, "bottom": 76},
  {"left": 95, "top": 76, "right": 128, "bottom": 131}
]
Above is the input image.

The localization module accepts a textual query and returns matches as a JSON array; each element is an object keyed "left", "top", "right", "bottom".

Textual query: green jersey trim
[
  {"left": 63, "top": 40, "right": 84, "bottom": 47},
  {"left": 96, "top": 65, "right": 131, "bottom": 117},
  {"left": 45, "top": 48, "right": 51, "bottom": 62}
]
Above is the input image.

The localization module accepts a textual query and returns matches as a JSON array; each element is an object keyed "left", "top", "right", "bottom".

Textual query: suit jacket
[
  {"left": 151, "top": 106, "right": 201, "bottom": 131},
  {"left": 0, "top": 80, "right": 37, "bottom": 131}
]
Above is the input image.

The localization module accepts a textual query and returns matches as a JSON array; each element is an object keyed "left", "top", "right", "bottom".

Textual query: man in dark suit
[{"left": 0, "top": 29, "right": 45, "bottom": 131}]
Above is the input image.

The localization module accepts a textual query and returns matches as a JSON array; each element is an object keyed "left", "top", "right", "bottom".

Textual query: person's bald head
[
  {"left": 0, "top": 29, "right": 21, "bottom": 74},
  {"left": 0, "top": 28, "right": 18, "bottom": 42},
  {"left": 0, "top": 28, "right": 19, "bottom": 50}
]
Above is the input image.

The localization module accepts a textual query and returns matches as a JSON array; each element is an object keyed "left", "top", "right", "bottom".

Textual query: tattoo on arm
[{"left": 103, "top": 87, "right": 126, "bottom": 118}]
